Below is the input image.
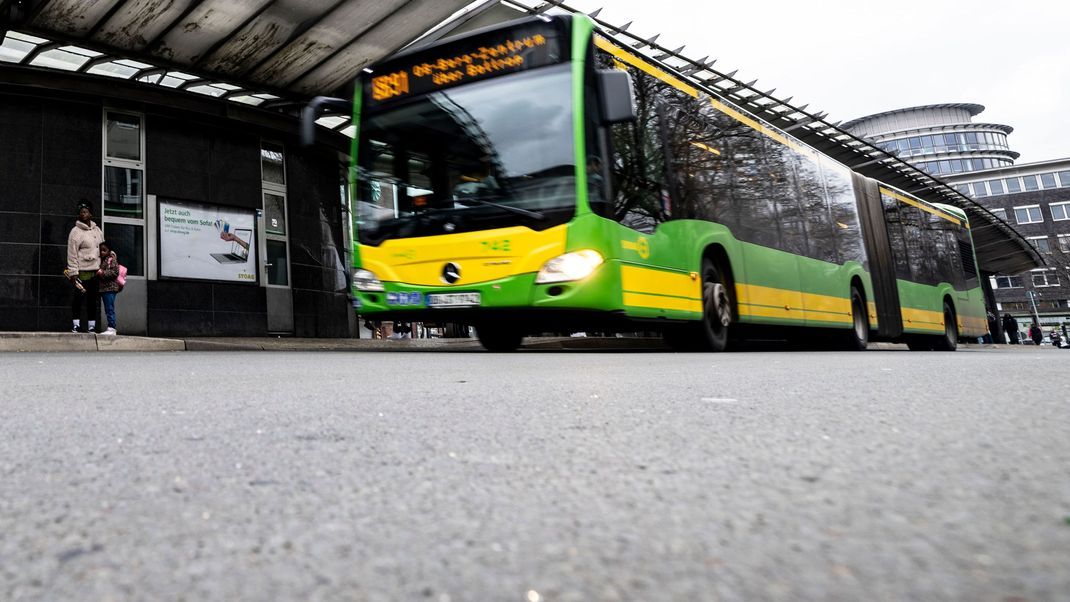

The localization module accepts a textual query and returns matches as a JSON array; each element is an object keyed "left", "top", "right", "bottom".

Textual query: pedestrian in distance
[
  {"left": 1029, "top": 323, "right": 1043, "bottom": 346},
  {"left": 985, "top": 311, "right": 998, "bottom": 344},
  {"left": 97, "top": 241, "right": 120, "bottom": 335},
  {"left": 66, "top": 201, "right": 105, "bottom": 333},
  {"left": 1002, "top": 313, "right": 1019, "bottom": 344}
]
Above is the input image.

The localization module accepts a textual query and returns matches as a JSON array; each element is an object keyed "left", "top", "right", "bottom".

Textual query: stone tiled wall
[{"left": 0, "top": 95, "right": 101, "bottom": 331}]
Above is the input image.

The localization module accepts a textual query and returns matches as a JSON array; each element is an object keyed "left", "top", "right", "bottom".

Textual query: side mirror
[
  {"left": 300, "top": 96, "right": 354, "bottom": 146},
  {"left": 597, "top": 69, "right": 637, "bottom": 124}
]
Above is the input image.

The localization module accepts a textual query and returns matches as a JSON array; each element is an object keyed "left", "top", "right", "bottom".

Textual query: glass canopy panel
[
  {"left": 0, "top": 32, "right": 47, "bottom": 63},
  {"left": 88, "top": 61, "right": 141, "bottom": 78},
  {"left": 30, "top": 48, "right": 98, "bottom": 70},
  {"left": 315, "top": 116, "right": 348, "bottom": 129},
  {"left": 228, "top": 96, "right": 265, "bottom": 106},
  {"left": 187, "top": 84, "right": 228, "bottom": 97}
]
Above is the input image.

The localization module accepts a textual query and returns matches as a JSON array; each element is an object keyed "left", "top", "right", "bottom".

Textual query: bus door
[{"left": 851, "top": 174, "right": 903, "bottom": 338}]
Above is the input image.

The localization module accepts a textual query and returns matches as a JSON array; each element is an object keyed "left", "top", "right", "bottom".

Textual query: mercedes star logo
[{"left": 441, "top": 262, "right": 461, "bottom": 284}]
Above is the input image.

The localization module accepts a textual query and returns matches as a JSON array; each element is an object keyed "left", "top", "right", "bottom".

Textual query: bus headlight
[
  {"left": 352, "top": 268, "right": 385, "bottom": 292},
  {"left": 535, "top": 250, "right": 604, "bottom": 284}
]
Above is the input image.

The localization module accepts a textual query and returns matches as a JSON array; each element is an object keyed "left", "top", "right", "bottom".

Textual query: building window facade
[
  {"left": 102, "top": 109, "right": 145, "bottom": 276},
  {"left": 993, "top": 275, "right": 1023, "bottom": 289},
  {"left": 1050, "top": 202, "right": 1070, "bottom": 221},
  {"left": 1031, "top": 269, "right": 1060, "bottom": 288},
  {"left": 1028, "top": 236, "right": 1051, "bottom": 254},
  {"left": 1014, "top": 205, "right": 1043, "bottom": 224},
  {"left": 1058, "top": 234, "right": 1070, "bottom": 254},
  {"left": 261, "top": 142, "right": 290, "bottom": 287}
]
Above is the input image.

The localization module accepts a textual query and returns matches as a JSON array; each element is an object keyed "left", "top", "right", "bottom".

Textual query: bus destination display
[{"left": 366, "top": 22, "right": 564, "bottom": 108}]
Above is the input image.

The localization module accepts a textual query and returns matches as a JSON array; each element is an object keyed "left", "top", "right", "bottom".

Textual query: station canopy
[{"left": 0, "top": 0, "right": 1042, "bottom": 274}]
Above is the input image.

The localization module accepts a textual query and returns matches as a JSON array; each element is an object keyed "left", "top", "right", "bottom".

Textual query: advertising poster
[{"left": 159, "top": 199, "right": 257, "bottom": 283}]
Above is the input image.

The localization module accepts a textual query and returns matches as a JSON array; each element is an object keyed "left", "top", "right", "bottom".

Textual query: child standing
[{"left": 97, "top": 242, "right": 120, "bottom": 335}]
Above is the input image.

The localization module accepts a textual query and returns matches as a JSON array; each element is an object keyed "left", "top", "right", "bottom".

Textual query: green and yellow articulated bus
[{"left": 305, "top": 14, "right": 987, "bottom": 351}]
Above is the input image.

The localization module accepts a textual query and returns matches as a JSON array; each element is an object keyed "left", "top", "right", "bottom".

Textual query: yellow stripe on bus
[
  {"left": 620, "top": 264, "right": 700, "bottom": 300},
  {"left": 593, "top": 36, "right": 815, "bottom": 160},
  {"left": 594, "top": 36, "right": 698, "bottom": 98},
  {"left": 737, "top": 283, "right": 859, "bottom": 325},
  {"left": 623, "top": 292, "right": 703, "bottom": 313},
  {"left": 959, "top": 314, "right": 987, "bottom": 336},
  {"left": 880, "top": 187, "right": 963, "bottom": 227},
  {"left": 707, "top": 98, "right": 812, "bottom": 157},
  {"left": 736, "top": 283, "right": 799, "bottom": 311},
  {"left": 901, "top": 306, "right": 945, "bottom": 332}
]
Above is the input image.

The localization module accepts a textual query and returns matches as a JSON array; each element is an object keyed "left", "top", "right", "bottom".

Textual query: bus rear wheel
[
  {"left": 843, "top": 285, "right": 869, "bottom": 351},
  {"left": 906, "top": 301, "right": 958, "bottom": 351},
  {"left": 476, "top": 325, "right": 523, "bottom": 352},
  {"left": 931, "top": 301, "right": 958, "bottom": 352},
  {"left": 700, "top": 258, "right": 733, "bottom": 352}
]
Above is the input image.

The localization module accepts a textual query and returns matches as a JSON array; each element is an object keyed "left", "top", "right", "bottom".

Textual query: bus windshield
[{"left": 356, "top": 64, "right": 575, "bottom": 245}]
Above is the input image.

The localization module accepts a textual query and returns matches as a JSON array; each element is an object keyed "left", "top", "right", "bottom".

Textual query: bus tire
[
  {"left": 931, "top": 301, "right": 958, "bottom": 352},
  {"left": 843, "top": 285, "right": 869, "bottom": 351},
  {"left": 699, "top": 257, "right": 733, "bottom": 352},
  {"left": 476, "top": 325, "right": 523, "bottom": 352}
]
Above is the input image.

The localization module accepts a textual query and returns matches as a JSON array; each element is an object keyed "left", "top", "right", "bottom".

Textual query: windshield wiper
[{"left": 454, "top": 197, "right": 544, "bottom": 220}]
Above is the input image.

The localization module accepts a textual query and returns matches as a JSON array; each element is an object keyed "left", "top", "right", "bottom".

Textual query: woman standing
[
  {"left": 97, "top": 241, "right": 120, "bottom": 335},
  {"left": 66, "top": 201, "right": 104, "bottom": 333}
]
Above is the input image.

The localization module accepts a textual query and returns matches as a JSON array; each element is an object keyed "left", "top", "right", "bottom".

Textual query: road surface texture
[{"left": 2, "top": 347, "right": 1068, "bottom": 601}]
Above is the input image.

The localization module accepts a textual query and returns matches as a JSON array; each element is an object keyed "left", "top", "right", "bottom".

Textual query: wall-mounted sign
[{"left": 159, "top": 199, "right": 257, "bottom": 283}]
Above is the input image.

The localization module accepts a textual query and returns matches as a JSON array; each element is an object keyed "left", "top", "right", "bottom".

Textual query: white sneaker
[{"left": 102, "top": 328, "right": 117, "bottom": 336}]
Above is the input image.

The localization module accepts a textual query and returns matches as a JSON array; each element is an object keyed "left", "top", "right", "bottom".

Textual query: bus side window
[
  {"left": 957, "top": 230, "right": 979, "bottom": 290},
  {"left": 881, "top": 193, "right": 912, "bottom": 280},
  {"left": 597, "top": 48, "right": 665, "bottom": 233},
  {"left": 927, "top": 212, "right": 957, "bottom": 288},
  {"left": 900, "top": 202, "right": 937, "bottom": 285},
  {"left": 758, "top": 136, "right": 809, "bottom": 255},
  {"left": 584, "top": 43, "right": 612, "bottom": 219},
  {"left": 822, "top": 158, "right": 866, "bottom": 266}
]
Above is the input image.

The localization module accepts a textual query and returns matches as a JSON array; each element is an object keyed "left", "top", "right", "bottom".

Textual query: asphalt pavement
[{"left": 1, "top": 347, "right": 1068, "bottom": 601}]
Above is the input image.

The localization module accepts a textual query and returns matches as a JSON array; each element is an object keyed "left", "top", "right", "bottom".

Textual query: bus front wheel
[
  {"left": 476, "top": 325, "right": 523, "bottom": 352},
  {"left": 700, "top": 258, "right": 733, "bottom": 352}
]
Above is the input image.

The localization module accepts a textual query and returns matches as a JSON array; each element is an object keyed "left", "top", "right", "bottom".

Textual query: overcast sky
[{"left": 564, "top": 0, "right": 1069, "bottom": 164}]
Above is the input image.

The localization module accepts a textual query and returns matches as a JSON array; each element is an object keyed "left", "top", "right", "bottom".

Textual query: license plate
[{"left": 427, "top": 292, "right": 481, "bottom": 307}]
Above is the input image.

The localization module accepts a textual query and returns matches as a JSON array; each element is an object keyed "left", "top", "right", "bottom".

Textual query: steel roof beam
[
  {"left": 191, "top": 0, "right": 278, "bottom": 69},
  {"left": 268, "top": 0, "right": 410, "bottom": 88},
  {"left": 143, "top": 0, "right": 210, "bottom": 54}
]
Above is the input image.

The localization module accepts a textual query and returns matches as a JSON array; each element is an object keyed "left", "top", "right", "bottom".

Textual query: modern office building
[
  {"left": 841, "top": 103, "right": 1018, "bottom": 178},
  {"left": 846, "top": 105, "right": 1070, "bottom": 337}
]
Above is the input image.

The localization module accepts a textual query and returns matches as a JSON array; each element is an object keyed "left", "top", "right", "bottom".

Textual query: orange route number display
[{"left": 364, "top": 22, "right": 565, "bottom": 108}]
